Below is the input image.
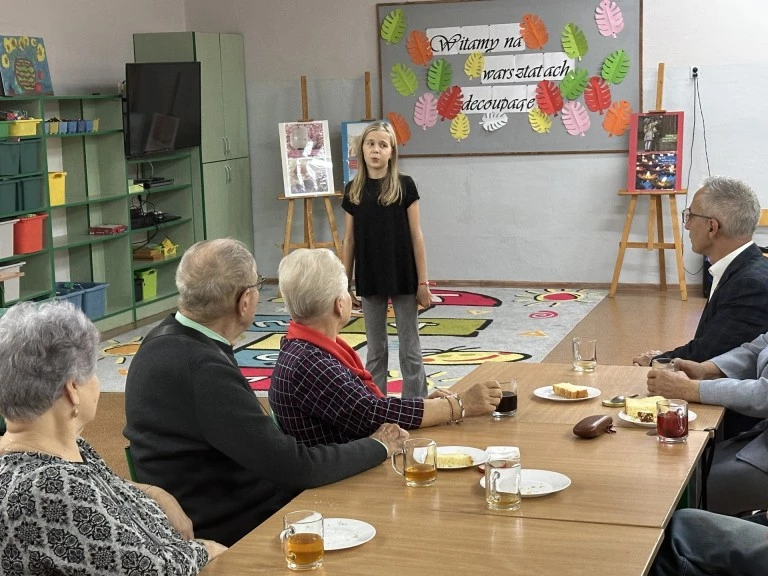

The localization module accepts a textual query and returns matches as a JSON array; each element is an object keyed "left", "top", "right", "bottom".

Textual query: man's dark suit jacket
[{"left": 658, "top": 243, "right": 768, "bottom": 436}]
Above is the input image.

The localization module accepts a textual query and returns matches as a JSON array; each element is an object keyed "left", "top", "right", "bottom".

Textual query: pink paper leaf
[
  {"left": 413, "top": 92, "right": 438, "bottom": 130},
  {"left": 595, "top": 0, "right": 624, "bottom": 38},
  {"left": 561, "top": 100, "right": 591, "bottom": 136}
]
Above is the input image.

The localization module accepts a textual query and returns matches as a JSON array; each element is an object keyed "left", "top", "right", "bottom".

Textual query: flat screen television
[{"left": 125, "top": 62, "right": 201, "bottom": 158}]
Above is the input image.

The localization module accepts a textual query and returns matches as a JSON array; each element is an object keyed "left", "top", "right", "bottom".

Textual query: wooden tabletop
[{"left": 452, "top": 362, "right": 724, "bottom": 430}]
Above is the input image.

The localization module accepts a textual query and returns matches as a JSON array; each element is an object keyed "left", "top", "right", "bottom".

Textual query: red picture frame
[{"left": 627, "top": 111, "right": 684, "bottom": 192}]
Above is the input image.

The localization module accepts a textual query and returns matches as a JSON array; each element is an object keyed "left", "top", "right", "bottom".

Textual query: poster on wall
[
  {"left": 341, "top": 120, "right": 374, "bottom": 187},
  {"left": 0, "top": 35, "right": 54, "bottom": 96},
  {"left": 626, "top": 111, "right": 683, "bottom": 192},
  {"left": 377, "top": 0, "right": 642, "bottom": 156},
  {"left": 278, "top": 120, "right": 335, "bottom": 197}
]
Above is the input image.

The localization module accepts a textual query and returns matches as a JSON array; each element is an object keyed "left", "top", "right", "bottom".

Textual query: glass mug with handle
[
  {"left": 281, "top": 510, "right": 324, "bottom": 571},
  {"left": 485, "top": 446, "right": 521, "bottom": 511},
  {"left": 391, "top": 438, "right": 437, "bottom": 487}
]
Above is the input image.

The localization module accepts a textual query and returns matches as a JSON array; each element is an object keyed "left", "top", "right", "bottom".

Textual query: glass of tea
[
  {"left": 391, "top": 438, "right": 437, "bottom": 487},
  {"left": 485, "top": 446, "right": 521, "bottom": 511},
  {"left": 492, "top": 379, "right": 518, "bottom": 418},
  {"left": 651, "top": 358, "right": 676, "bottom": 371},
  {"left": 281, "top": 510, "right": 324, "bottom": 570},
  {"left": 656, "top": 399, "right": 688, "bottom": 443}
]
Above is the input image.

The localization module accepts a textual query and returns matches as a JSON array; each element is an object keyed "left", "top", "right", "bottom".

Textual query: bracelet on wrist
[
  {"left": 418, "top": 281, "right": 436, "bottom": 287},
  {"left": 454, "top": 394, "right": 466, "bottom": 423},
  {"left": 446, "top": 396, "right": 456, "bottom": 424}
]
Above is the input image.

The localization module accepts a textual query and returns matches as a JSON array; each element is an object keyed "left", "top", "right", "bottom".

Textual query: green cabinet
[{"left": 133, "top": 32, "right": 254, "bottom": 249}]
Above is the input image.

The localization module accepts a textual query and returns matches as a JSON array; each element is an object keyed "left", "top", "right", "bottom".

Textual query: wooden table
[{"left": 453, "top": 362, "right": 724, "bottom": 431}]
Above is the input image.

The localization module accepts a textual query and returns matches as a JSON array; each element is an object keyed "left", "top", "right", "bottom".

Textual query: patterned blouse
[{"left": 0, "top": 438, "right": 208, "bottom": 575}]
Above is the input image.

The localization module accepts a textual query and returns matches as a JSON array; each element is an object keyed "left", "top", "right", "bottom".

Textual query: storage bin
[
  {"left": 48, "top": 171, "right": 67, "bottom": 206},
  {"left": 46, "top": 121, "right": 59, "bottom": 135},
  {"left": 133, "top": 276, "right": 143, "bottom": 302},
  {"left": 77, "top": 120, "right": 87, "bottom": 133},
  {"left": 66, "top": 121, "right": 78, "bottom": 133},
  {"left": 0, "top": 141, "right": 20, "bottom": 176},
  {"left": 58, "top": 121, "right": 69, "bottom": 135},
  {"left": 0, "top": 219, "right": 19, "bottom": 258},
  {"left": 0, "top": 181, "right": 17, "bottom": 214},
  {"left": 13, "top": 213, "right": 47, "bottom": 254},
  {"left": 77, "top": 282, "right": 109, "bottom": 319},
  {"left": 0, "top": 121, "right": 10, "bottom": 138},
  {"left": 135, "top": 269, "right": 157, "bottom": 300},
  {"left": 0, "top": 261, "right": 25, "bottom": 304},
  {"left": 19, "top": 140, "right": 39, "bottom": 173},
  {"left": 9, "top": 119, "right": 41, "bottom": 137},
  {"left": 55, "top": 282, "right": 84, "bottom": 310},
  {"left": 19, "top": 177, "right": 44, "bottom": 211},
  {"left": 92, "top": 118, "right": 100, "bottom": 132}
]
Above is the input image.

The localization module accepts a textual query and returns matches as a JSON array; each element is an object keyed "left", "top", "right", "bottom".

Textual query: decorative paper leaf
[
  {"left": 413, "top": 93, "right": 439, "bottom": 130},
  {"left": 601, "top": 100, "right": 632, "bottom": 136},
  {"left": 436, "top": 85, "right": 464, "bottom": 121},
  {"left": 479, "top": 111, "right": 508, "bottom": 132},
  {"left": 387, "top": 111, "right": 412, "bottom": 146},
  {"left": 407, "top": 30, "right": 433, "bottom": 66},
  {"left": 449, "top": 113, "right": 470, "bottom": 142},
  {"left": 584, "top": 76, "right": 612, "bottom": 114},
  {"left": 561, "top": 101, "right": 591, "bottom": 136},
  {"left": 595, "top": 0, "right": 625, "bottom": 38},
  {"left": 535, "top": 80, "right": 564, "bottom": 116},
  {"left": 559, "top": 68, "right": 590, "bottom": 99},
  {"left": 528, "top": 107, "right": 553, "bottom": 134},
  {"left": 380, "top": 9, "right": 407, "bottom": 44},
  {"left": 427, "top": 59, "right": 452, "bottom": 93},
  {"left": 520, "top": 13, "right": 549, "bottom": 50},
  {"left": 390, "top": 63, "right": 418, "bottom": 96},
  {"left": 561, "top": 23, "right": 589, "bottom": 60},
  {"left": 601, "top": 49, "right": 631, "bottom": 84},
  {"left": 464, "top": 52, "right": 485, "bottom": 80}
]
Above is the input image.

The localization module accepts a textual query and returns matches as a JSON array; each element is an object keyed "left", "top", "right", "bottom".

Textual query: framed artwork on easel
[
  {"left": 278, "top": 120, "right": 335, "bottom": 197},
  {"left": 627, "top": 111, "right": 684, "bottom": 192}
]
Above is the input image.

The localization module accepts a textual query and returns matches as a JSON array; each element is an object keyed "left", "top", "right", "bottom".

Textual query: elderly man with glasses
[
  {"left": 125, "top": 239, "right": 409, "bottom": 547},
  {"left": 633, "top": 176, "right": 768, "bottom": 435}
]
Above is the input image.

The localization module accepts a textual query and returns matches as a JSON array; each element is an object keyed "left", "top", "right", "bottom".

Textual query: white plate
[
  {"left": 618, "top": 409, "right": 698, "bottom": 428},
  {"left": 533, "top": 385, "right": 601, "bottom": 402},
  {"left": 436, "top": 446, "right": 488, "bottom": 469},
  {"left": 479, "top": 469, "right": 572, "bottom": 497},
  {"left": 323, "top": 518, "right": 376, "bottom": 551}
]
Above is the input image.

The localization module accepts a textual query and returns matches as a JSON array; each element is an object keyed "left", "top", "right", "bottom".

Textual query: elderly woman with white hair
[
  {"left": 0, "top": 301, "right": 225, "bottom": 574},
  {"left": 270, "top": 248, "right": 502, "bottom": 446}
]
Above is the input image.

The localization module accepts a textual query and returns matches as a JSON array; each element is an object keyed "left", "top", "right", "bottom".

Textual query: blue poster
[{"left": 0, "top": 36, "right": 54, "bottom": 96}]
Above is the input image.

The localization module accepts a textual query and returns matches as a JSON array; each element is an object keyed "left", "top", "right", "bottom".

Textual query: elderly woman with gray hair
[
  {"left": 270, "top": 248, "right": 502, "bottom": 446},
  {"left": 0, "top": 301, "right": 225, "bottom": 574}
]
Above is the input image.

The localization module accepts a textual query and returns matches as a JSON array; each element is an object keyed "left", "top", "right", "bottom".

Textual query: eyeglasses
[
  {"left": 236, "top": 274, "right": 264, "bottom": 302},
  {"left": 681, "top": 208, "right": 715, "bottom": 225}
]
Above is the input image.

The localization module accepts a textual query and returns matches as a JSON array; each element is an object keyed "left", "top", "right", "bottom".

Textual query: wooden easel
[
  {"left": 279, "top": 76, "right": 342, "bottom": 258},
  {"left": 609, "top": 63, "right": 688, "bottom": 301}
]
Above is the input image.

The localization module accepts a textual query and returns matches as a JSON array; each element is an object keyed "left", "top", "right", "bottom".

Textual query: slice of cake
[
  {"left": 436, "top": 453, "right": 474, "bottom": 468},
  {"left": 552, "top": 382, "right": 588, "bottom": 399},
  {"left": 625, "top": 396, "right": 666, "bottom": 422}
]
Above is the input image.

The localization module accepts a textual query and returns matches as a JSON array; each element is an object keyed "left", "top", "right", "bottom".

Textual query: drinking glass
[
  {"left": 657, "top": 399, "right": 688, "bottom": 444},
  {"left": 651, "top": 358, "right": 675, "bottom": 371},
  {"left": 572, "top": 337, "right": 597, "bottom": 372},
  {"left": 492, "top": 379, "right": 518, "bottom": 418},
  {"left": 281, "top": 510, "right": 324, "bottom": 571},
  {"left": 391, "top": 438, "right": 437, "bottom": 487},
  {"left": 485, "top": 446, "right": 521, "bottom": 511}
]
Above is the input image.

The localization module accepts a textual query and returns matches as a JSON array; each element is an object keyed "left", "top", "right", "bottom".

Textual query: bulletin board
[{"left": 377, "top": 0, "right": 642, "bottom": 157}]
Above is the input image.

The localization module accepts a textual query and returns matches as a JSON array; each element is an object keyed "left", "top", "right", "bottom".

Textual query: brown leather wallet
[{"left": 573, "top": 415, "right": 616, "bottom": 439}]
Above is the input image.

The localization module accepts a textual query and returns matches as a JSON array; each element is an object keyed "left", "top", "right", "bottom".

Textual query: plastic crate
[
  {"left": 0, "top": 180, "right": 17, "bottom": 214},
  {"left": 0, "top": 141, "right": 20, "bottom": 176},
  {"left": 19, "top": 177, "right": 44, "bottom": 211},
  {"left": 55, "top": 282, "right": 84, "bottom": 310},
  {"left": 48, "top": 171, "right": 67, "bottom": 206},
  {"left": 0, "top": 121, "right": 10, "bottom": 138},
  {"left": 77, "top": 282, "right": 110, "bottom": 319},
  {"left": 19, "top": 140, "right": 39, "bottom": 173},
  {"left": 8, "top": 119, "right": 41, "bottom": 137},
  {"left": 0, "top": 219, "right": 18, "bottom": 258},
  {"left": 13, "top": 213, "right": 47, "bottom": 254},
  {"left": 135, "top": 269, "right": 157, "bottom": 300},
  {"left": 0, "top": 261, "right": 25, "bottom": 304}
]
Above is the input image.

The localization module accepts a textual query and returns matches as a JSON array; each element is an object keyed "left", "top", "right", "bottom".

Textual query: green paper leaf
[
  {"left": 561, "top": 23, "right": 589, "bottom": 60},
  {"left": 380, "top": 9, "right": 407, "bottom": 45},
  {"left": 427, "top": 59, "right": 452, "bottom": 93},
  {"left": 601, "top": 49, "right": 631, "bottom": 84},
  {"left": 559, "top": 68, "right": 590, "bottom": 99},
  {"left": 390, "top": 63, "right": 418, "bottom": 96}
]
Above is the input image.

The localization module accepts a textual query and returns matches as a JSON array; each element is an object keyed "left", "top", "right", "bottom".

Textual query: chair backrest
[{"left": 124, "top": 445, "right": 138, "bottom": 482}]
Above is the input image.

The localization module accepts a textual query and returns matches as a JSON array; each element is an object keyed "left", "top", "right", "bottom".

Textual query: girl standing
[{"left": 342, "top": 121, "right": 432, "bottom": 399}]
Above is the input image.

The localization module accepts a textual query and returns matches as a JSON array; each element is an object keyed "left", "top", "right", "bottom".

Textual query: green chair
[{"left": 124, "top": 445, "right": 138, "bottom": 481}]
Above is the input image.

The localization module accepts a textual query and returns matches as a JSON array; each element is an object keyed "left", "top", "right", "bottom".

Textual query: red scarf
[{"left": 285, "top": 321, "right": 385, "bottom": 398}]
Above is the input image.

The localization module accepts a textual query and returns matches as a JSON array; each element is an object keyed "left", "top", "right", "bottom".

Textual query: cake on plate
[
  {"left": 625, "top": 396, "right": 666, "bottom": 423},
  {"left": 552, "top": 382, "right": 588, "bottom": 399}
]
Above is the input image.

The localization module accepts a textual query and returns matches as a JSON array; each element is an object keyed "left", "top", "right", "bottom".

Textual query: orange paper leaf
[
  {"left": 521, "top": 13, "right": 549, "bottom": 50},
  {"left": 406, "top": 30, "right": 433, "bottom": 67},
  {"left": 387, "top": 111, "right": 412, "bottom": 147},
  {"left": 601, "top": 100, "right": 632, "bottom": 136}
]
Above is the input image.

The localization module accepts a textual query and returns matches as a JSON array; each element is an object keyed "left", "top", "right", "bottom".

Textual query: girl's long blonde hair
[{"left": 346, "top": 121, "right": 402, "bottom": 206}]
